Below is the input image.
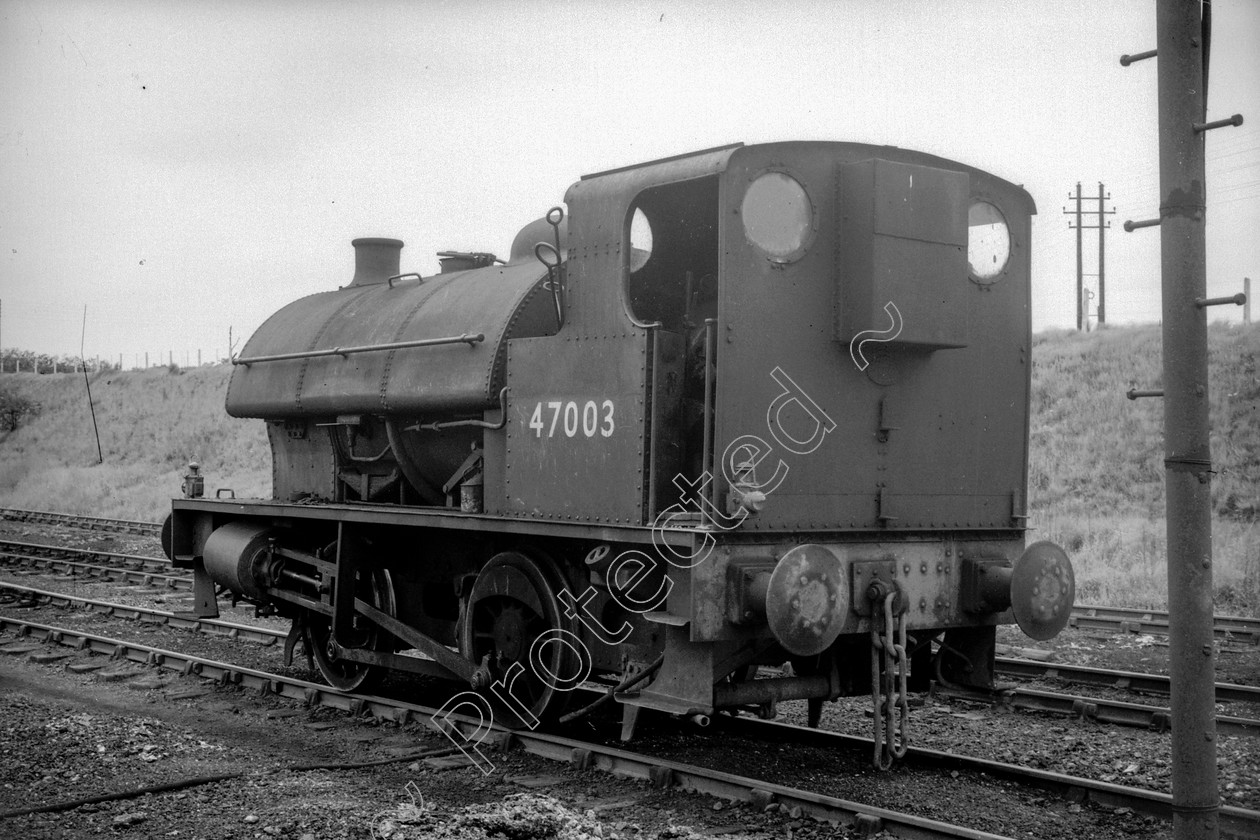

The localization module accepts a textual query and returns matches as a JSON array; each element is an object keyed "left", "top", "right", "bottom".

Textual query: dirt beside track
[
  {"left": 0, "top": 628, "right": 1230, "bottom": 840},
  {"left": 0, "top": 654, "right": 783, "bottom": 840}
]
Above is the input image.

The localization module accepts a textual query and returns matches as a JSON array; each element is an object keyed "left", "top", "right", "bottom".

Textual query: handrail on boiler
[{"left": 232, "top": 333, "right": 485, "bottom": 366}]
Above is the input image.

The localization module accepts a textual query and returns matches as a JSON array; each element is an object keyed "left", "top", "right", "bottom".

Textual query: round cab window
[
  {"left": 741, "top": 172, "right": 812, "bottom": 263},
  {"left": 629, "top": 207, "right": 653, "bottom": 272},
  {"left": 968, "top": 201, "right": 1010, "bottom": 282}
]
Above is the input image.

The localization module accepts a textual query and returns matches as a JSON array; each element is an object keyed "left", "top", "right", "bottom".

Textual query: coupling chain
[{"left": 870, "top": 590, "right": 910, "bottom": 769}]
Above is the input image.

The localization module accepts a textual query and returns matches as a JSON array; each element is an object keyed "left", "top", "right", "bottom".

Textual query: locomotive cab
[{"left": 517, "top": 142, "right": 1071, "bottom": 745}]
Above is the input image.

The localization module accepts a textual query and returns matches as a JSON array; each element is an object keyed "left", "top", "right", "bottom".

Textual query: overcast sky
[{"left": 2, "top": 0, "right": 1257, "bottom": 364}]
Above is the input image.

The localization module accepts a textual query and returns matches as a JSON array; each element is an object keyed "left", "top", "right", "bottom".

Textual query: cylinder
[{"left": 203, "top": 522, "right": 276, "bottom": 601}]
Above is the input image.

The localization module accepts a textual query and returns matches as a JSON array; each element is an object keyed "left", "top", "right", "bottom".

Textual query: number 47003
[{"left": 528, "top": 400, "right": 615, "bottom": 438}]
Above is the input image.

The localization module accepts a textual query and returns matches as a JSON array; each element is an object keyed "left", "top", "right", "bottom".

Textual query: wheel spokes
[
  {"left": 305, "top": 563, "right": 395, "bottom": 692},
  {"left": 460, "top": 551, "right": 574, "bottom": 727}
]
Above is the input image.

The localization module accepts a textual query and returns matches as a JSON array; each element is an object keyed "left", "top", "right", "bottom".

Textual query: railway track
[
  {"left": 4, "top": 520, "right": 1259, "bottom": 830},
  {"left": 994, "top": 649, "right": 1260, "bottom": 706},
  {"left": 5, "top": 507, "right": 1259, "bottom": 644},
  {"left": 0, "top": 613, "right": 1010, "bottom": 840},
  {"left": 1071, "top": 604, "right": 1260, "bottom": 645},
  {"left": 7, "top": 505, "right": 1260, "bottom": 644},
  {"left": 731, "top": 716, "right": 1260, "bottom": 838},
  {"left": 935, "top": 683, "right": 1258, "bottom": 737},
  {"left": 4, "top": 579, "right": 1254, "bottom": 740},
  {"left": 2, "top": 612, "right": 1257, "bottom": 838},
  {"left": 0, "top": 539, "right": 190, "bottom": 590},
  {"left": 4, "top": 561, "right": 1259, "bottom": 731},
  {"left": 4, "top": 575, "right": 1259, "bottom": 744},
  {"left": 0, "top": 507, "right": 162, "bottom": 537},
  {"left": 0, "top": 581, "right": 278, "bottom": 645}
]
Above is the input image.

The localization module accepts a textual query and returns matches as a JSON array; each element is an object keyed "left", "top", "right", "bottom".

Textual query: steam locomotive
[{"left": 166, "top": 140, "right": 1074, "bottom": 765}]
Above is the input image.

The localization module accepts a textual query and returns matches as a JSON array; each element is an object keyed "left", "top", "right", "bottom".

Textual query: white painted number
[
  {"left": 528, "top": 399, "right": 616, "bottom": 439},
  {"left": 582, "top": 401, "right": 597, "bottom": 437},
  {"left": 547, "top": 401, "right": 562, "bottom": 437},
  {"left": 529, "top": 403, "right": 544, "bottom": 436}
]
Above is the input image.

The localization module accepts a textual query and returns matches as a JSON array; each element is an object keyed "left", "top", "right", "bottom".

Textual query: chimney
[{"left": 350, "top": 238, "right": 403, "bottom": 286}]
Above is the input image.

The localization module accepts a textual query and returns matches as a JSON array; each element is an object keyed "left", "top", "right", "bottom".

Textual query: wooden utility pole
[
  {"left": 1157, "top": 5, "right": 1219, "bottom": 831},
  {"left": 1064, "top": 184, "right": 1114, "bottom": 329},
  {"left": 1066, "top": 184, "right": 1084, "bottom": 330},
  {"left": 1098, "top": 183, "right": 1113, "bottom": 324},
  {"left": 1122, "top": 2, "right": 1247, "bottom": 837},
  {"left": 80, "top": 307, "right": 103, "bottom": 464}
]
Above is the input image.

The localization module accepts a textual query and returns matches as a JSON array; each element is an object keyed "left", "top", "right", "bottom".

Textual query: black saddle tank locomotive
[{"left": 166, "top": 140, "right": 1074, "bottom": 765}]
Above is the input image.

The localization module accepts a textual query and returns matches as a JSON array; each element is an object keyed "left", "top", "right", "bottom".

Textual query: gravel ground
[
  {"left": 770, "top": 627, "right": 1260, "bottom": 811},
  {"left": 0, "top": 519, "right": 165, "bottom": 558},
  {"left": 0, "top": 651, "right": 872, "bottom": 840},
  {"left": 2, "top": 520, "right": 1257, "bottom": 839}
]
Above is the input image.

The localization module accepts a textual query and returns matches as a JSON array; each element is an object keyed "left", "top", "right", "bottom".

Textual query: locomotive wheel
[
  {"left": 459, "top": 551, "right": 574, "bottom": 728},
  {"left": 304, "top": 567, "right": 397, "bottom": 693}
]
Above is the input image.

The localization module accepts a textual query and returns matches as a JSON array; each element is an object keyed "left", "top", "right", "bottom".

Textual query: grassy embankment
[
  {"left": 0, "top": 365, "right": 269, "bottom": 520},
  {"left": 1, "top": 323, "right": 1257, "bottom": 613},
  {"left": 1026, "top": 323, "right": 1259, "bottom": 613}
]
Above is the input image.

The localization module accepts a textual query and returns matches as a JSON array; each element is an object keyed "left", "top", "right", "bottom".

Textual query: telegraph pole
[
  {"left": 1122, "top": 2, "right": 1247, "bottom": 837},
  {"left": 1066, "top": 184, "right": 1083, "bottom": 330},
  {"left": 1064, "top": 184, "right": 1114, "bottom": 329},
  {"left": 1098, "top": 183, "right": 1112, "bottom": 324},
  {"left": 1156, "top": 6, "right": 1218, "bottom": 830}
]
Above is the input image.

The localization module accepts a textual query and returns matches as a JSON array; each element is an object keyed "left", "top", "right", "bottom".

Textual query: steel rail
[
  {"left": 0, "top": 508, "right": 1256, "bottom": 633},
  {"left": 1071, "top": 604, "right": 1260, "bottom": 644},
  {"left": 995, "top": 655, "right": 1260, "bottom": 707},
  {"left": 7, "top": 572, "right": 1257, "bottom": 742},
  {"left": 0, "top": 582, "right": 280, "bottom": 646},
  {"left": 4, "top": 507, "right": 1257, "bottom": 641},
  {"left": 933, "top": 684, "right": 1259, "bottom": 738},
  {"left": 0, "top": 508, "right": 162, "bottom": 536},
  {"left": 0, "top": 539, "right": 175, "bottom": 571},
  {"left": 727, "top": 717, "right": 1260, "bottom": 839},
  {"left": 0, "top": 538, "right": 175, "bottom": 573},
  {"left": 0, "top": 615, "right": 1013, "bottom": 840},
  {"left": 0, "top": 547, "right": 188, "bottom": 590}
]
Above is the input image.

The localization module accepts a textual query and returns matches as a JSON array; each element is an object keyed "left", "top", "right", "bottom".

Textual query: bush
[{"left": 0, "top": 383, "right": 38, "bottom": 431}]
